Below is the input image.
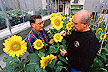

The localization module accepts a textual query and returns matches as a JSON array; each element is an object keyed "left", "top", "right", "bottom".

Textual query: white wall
[
  {"left": 84, "top": 0, "right": 100, "bottom": 14},
  {"left": 42, "top": 0, "right": 47, "bottom": 9}
]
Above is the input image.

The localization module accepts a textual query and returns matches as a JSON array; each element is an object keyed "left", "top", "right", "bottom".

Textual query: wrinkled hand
[
  {"left": 60, "top": 49, "right": 67, "bottom": 57},
  {"left": 60, "top": 30, "right": 66, "bottom": 37},
  {"left": 54, "top": 56, "right": 58, "bottom": 61},
  {"left": 49, "top": 39, "right": 54, "bottom": 44}
]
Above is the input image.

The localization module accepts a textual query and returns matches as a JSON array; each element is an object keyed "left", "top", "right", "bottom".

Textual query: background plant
[{"left": 90, "top": 9, "right": 108, "bottom": 72}]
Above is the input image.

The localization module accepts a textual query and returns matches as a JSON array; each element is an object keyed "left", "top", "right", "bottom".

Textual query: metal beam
[{"left": 0, "top": 0, "right": 12, "bottom": 34}]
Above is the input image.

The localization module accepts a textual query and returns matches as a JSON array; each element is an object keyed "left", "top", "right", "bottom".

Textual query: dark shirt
[
  {"left": 65, "top": 29, "right": 99, "bottom": 71},
  {"left": 25, "top": 29, "right": 51, "bottom": 53}
]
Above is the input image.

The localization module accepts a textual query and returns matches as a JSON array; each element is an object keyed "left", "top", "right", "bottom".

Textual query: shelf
[
  {"left": 71, "top": 3, "right": 84, "bottom": 5},
  {"left": 70, "top": 3, "right": 84, "bottom": 14},
  {"left": 69, "top": 0, "right": 85, "bottom": 14},
  {"left": 70, "top": 8, "right": 82, "bottom": 9},
  {"left": 70, "top": 9, "right": 82, "bottom": 14}
]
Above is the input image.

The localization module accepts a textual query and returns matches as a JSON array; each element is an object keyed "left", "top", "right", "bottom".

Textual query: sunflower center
[
  {"left": 102, "top": 35, "right": 104, "bottom": 38},
  {"left": 12, "top": 43, "right": 21, "bottom": 51},
  {"left": 46, "top": 61, "right": 50, "bottom": 64},
  {"left": 37, "top": 42, "right": 42, "bottom": 47},
  {"left": 56, "top": 35, "right": 60, "bottom": 40},
  {"left": 55, "top": 20, "right": 60, "bottom": 26},
  {"left": 68, "top": 25, "right": 71, "bottom": 28}
]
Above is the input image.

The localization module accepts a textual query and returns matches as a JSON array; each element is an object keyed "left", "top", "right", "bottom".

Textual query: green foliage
[
  {"left": 0, "top": 9, "right": 31, "bottom": 28},
  {"left": 90, "top": 17, "right": 108, "bottom": 71},
  {"left": 2, "top": 13, "right": 72, "bottom": 72}
]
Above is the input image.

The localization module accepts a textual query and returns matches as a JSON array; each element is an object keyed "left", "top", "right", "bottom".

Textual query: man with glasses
[
  {"left": 60, "top": 10, "right": 99, "bottom": 72},
  {"left": 25, "top": 15, "right": 53, "bottom": 53}
]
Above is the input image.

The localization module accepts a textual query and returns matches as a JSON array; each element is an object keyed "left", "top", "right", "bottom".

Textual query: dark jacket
[{"left": 64, "top": 29, "right": 99, "bottom": 71}]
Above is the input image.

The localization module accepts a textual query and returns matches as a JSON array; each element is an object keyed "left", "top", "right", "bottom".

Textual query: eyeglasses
[{"left": 37, "top": 21, "right": 44, "bottom": 25}]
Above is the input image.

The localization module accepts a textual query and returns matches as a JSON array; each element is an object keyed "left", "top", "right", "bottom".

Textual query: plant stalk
[{"left": 99, "top": 18, "right": 108, "bottom": 55}]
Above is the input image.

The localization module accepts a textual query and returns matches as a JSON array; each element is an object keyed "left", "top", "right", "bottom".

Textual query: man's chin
[{"left": 74, "top": 28, "right": 77, "bottom": 31}]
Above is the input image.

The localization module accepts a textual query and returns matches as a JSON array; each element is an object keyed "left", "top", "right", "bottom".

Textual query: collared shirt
[{"left": 25, "top": 29, "right": 51, "bottom": 53}]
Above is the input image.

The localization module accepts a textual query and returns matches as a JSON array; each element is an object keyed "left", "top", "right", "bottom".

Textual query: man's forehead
[{"left": 35, "top": 19, "right": 42, "bottom": 22}]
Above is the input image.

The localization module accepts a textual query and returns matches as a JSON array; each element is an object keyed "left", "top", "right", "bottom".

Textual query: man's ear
[
  {"left": 83, "top": 23, "right": 87, "bottom": 27},
  {"left": 31, "top": 23, "right": 34, "bottom": 28}
]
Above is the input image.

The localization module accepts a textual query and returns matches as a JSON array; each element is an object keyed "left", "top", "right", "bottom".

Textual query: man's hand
[
  {"left": 60, "top": 49, "right": 67, "bottom": 56},
  {"left": 60, "top": 30, "right": 66, "bottom": 37},
  {"left": 54, "top": 56, "right": 58, "bottom": 61},
  {"left": 49, "top": 39, "right": 54, "bottom": 44}
]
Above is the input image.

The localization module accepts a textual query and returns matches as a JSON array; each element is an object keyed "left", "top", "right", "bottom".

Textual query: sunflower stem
[
  {"left": 17, "top": 57, "right": 21, "bottom": 63},
  {"left": 27, "top": 63, "right": 37, "bottom": 65},
  {"left": 99, "top": 18, "right": 108, "bottom": 55},
  {"left": 57, "top": 43, "right": 60, "bottom": 55}
]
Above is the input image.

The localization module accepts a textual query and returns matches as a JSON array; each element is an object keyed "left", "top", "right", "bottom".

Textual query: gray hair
[
  {"left": 75, "top": 10, "right": 90, "bottom": 24},
  {"left": 80, "top": 15, "right": 90, "bottom": 24}
]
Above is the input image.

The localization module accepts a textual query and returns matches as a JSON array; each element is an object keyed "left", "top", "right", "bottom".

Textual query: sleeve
[{"left": 25, "top": 37, "right": 35, "bottom": 53}]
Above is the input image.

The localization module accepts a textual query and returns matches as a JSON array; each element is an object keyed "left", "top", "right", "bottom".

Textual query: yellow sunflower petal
[
  {"left": 97, "top": 28, "right": 103, "bottom": 32},
  {"left": 53, "top": 33, "right": 63, "bottom": 43},
  {"left": 66, "top": 23, "right": 72, "bottom": 31},
  {"left": 3, "top": 35, "right": 27, "bottom": 57},
  {"left": 100, "top": 33, "right": 107, "bottom": 40},
  {"left": 40, "top": 54, "right": 54, "bottom": 69},
  {"left": 33, "top": 39, "right": 44, "bottom": 50},
  {"left": 51, "top": 16, "right": 63, "bottom": 30}
]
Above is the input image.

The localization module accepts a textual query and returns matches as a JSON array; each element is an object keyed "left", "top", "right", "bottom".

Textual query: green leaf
[
  {"left": 25, "top": 64, "right": 36, "bottom": 72},
  {"left": 98, "top": 59, "right": 103, "bottom": 67},
  {"left": 48, "top": 46, "right": 59, "bottom": 54},
  {"left": 58, "top": 54, "right": 68, "bottom": 64},
  {"left": 3, "top": 65, "right": 14, "bottom": 72},
  {"left": 100, "top": 54, "right": 107, "bottom": 62},
  {"left": 3, "top": 55, "right": 17, "bottom": 66},
  {"left": 104, "top": 71, "right": 108, "bottom": 72},
  {"left": 106, "top": 44, "right": 108, "bottom": 48},
  {"left": 102, "top": 48, "right": 108, "bottom": 52},
  {"left": 27, "top": 53, "right": 40, "bottom": 63},
  {"left": 105, "top": 64, "right": 108, "bottom": 67},
  {"left": 56, "top": 61, "right": 63, "bottom": 66},
  {"left": 48, "top": 59, "right": 56, "bottom": 68},
  {"left": 36, "top": 68, "right": 47, "bottom": 72},
  {"left": 3, "top": 55, "right": 17, "bottom": 62},
  {"left": 54, "top": 65, "right": 63, "bottom": 72},
  {"left": 38, "top": 51, "right": 45, "bottom": 58}
]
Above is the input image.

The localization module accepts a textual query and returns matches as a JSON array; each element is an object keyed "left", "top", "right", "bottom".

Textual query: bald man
[{"left": 60, "top": 10, "right": 99, "bottom": 72}]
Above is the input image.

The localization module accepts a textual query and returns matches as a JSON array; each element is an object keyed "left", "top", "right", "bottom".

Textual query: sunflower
[
  {"left": 57, "top": 13, "right": 65, "bottom": 20},
  {"left": 51, "top": 16, "right": 63, "bottom": 30},
  {"left": 96, "top": 28, "right": 103, "bottom": 33},
  {"left": 3, "top": 35, "right": 27, "bottom": 57},
  {"left": 100, "top": 33, "right": 107, "bottom": 40},
  {"left": 49, "top": 13, "right": 56, "bottom": 19},
  {"left": 53, "top": 33, "right": 63, "bottom": 43},
  {"left": 64, "top": 13, "right": 69, "bottom": 18},
  {"left": 40, "top": 54, "right": 54, "bottom": 69},
  {"left": 33, "top": 39, "right": 44, "bottom": 50},
  {"left": 91, "top": 28, "right": 94, "bottom": 32},
  {"left": 66, "top": 23, "right": 72, "bottom": 31}
]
